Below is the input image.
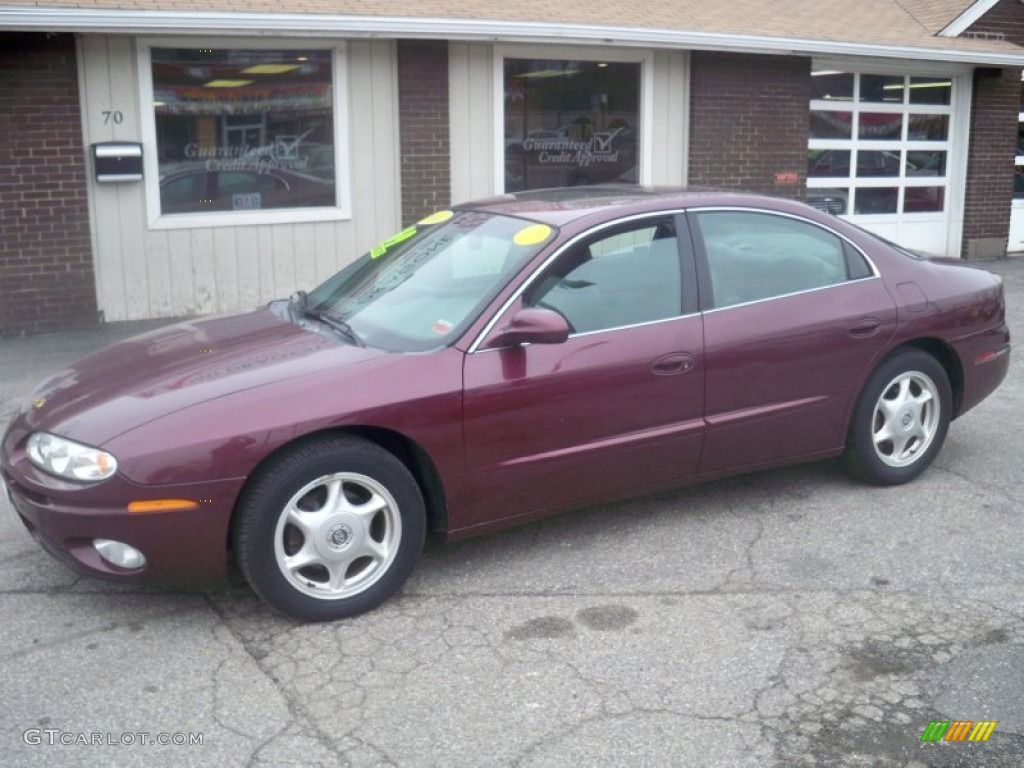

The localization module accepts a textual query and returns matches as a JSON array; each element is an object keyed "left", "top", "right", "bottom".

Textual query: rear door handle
[
  {"left": 848, "top": 318, "right": 881, "bottom": 338},
  {"left": 651, "top": 352, "right": 696, "bottom": 376}
]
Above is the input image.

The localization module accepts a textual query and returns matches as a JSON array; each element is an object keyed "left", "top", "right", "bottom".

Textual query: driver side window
[{"left": 525, "top": 217, "right": 682, "bottom": 334}]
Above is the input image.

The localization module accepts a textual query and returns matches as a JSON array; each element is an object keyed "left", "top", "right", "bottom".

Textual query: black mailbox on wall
[{"left": 93, "top": 142, "right": 143, "bottom": 182}]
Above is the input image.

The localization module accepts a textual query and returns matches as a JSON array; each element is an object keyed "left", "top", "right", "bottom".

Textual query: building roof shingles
[{"left": 2, "top": 0, "right": 1022, "bottom": 58}]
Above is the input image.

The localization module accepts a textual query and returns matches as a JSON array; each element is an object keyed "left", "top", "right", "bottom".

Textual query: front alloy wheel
[
  {"left": 274, "top": 472, "right": 401, "bottom": 600},
  {"left": 234, "top": 437, "right": 426, "bottom": 621}
]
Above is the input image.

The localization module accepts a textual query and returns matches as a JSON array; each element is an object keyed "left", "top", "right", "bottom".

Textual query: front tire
[
  {"left": 233, "top": 436, "right": 426, "bottom": 621},
  {"left": 845, "top": 350, "right": 952, "bottom": 486}
]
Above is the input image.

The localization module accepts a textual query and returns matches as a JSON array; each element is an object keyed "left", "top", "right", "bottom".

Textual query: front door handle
[{"left": 651, "top": 352, "right": 696, "bottom": 376}]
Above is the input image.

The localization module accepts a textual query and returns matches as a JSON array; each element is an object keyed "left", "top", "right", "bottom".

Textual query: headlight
[{"left": 26, "top": 432, "right": 118, "bottom": 482}]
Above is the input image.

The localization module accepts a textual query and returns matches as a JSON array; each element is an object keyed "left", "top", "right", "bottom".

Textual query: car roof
[{"left": 455, "top": 185, "right": 813, "bottom": 227}]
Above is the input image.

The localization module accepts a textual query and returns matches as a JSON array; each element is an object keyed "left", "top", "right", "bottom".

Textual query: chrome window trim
[
  {"left": 700, "top": 274, "right": 884, "bottom": 315},
  {"left": 470, "top": 313, "right": 699, "bottom": 355},
  {"left": 467, "top": 210, "right": 693, "bottom": 354},
  {"left": 467, "top": 204, "right": 883, "bottom": 352}
]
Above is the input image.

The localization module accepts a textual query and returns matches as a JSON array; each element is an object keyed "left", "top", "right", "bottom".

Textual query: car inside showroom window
[{"left": 149, "top": 47, "right": 338, "bottom": 218}]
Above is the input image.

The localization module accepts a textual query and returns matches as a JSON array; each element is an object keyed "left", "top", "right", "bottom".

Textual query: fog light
[{"left": 93, "top": 539, "right": 146, "bottom": 570}]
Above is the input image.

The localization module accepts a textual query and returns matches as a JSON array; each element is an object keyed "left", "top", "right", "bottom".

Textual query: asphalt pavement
[{"left": 1, "top": 257, "right": 1023, "bottom": 767}]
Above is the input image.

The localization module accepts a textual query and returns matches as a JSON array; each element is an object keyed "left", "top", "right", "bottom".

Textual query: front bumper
[{"left": 1, "top": 429, "right": 242, "bottom": 585}]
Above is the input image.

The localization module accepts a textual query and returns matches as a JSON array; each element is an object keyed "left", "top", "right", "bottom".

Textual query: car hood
[{"left": 22, "top": 306, "right": 385, "bottom": 446}]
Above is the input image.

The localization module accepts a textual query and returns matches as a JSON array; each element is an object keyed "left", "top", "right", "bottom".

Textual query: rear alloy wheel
[
  {"left": 845, "top": 350, "right": 952, "bottom": 486},
  {"left": 234, "top": 437, "right": 425, "bottom": 621}
]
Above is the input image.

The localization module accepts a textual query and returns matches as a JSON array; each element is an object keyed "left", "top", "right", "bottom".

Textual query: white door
[{"left": 807, "top": 68, "right": 963, "bottom": 257}]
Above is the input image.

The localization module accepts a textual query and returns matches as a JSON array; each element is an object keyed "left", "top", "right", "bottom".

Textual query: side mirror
[{"left": 484, "top": 308, "right": 570, "bottom": 349}]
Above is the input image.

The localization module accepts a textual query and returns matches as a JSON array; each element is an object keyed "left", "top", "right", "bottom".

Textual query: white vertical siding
[
  {"left": 78, "top": 35, "right": 133, "bottom": 323},
  {"left": 651, "top": 50, "right": 689, "bottom": 186},
  {"left": 166, "top": 228, "right": 193, "bottom": 315},
  {"left": 449, "top": 42, "right": 496, "bottom": 203},
  {"left": 78, "top": 36, "right": 400, "bottom": 322},
  {"left": 234, "top": 227, "right": 262, "bottom": 308}
]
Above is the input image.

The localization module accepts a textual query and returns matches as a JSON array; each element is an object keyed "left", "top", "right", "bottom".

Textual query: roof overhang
[
  {"left": 939, "top": 0, "right": 1002, "bottom": 37},
  {"left": 3, "top": 7, "right": 1024, "bottom": 67}
]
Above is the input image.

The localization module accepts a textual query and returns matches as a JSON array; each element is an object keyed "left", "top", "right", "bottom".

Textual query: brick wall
[
  {"left": 961, "top": 67, "right": 1018, "bottom": 259},
  {"left": 689, "top": 52, "right": 811, "bottom": 200},
  {"left": 964, "top": 0, "right": 1024, "bottom": 46},
  {"left": 966, "top": 1, "right": 1024, "bottom": 255},
  {"left": 397, "top": 40, "right": 451, "bottom": 226},
  {"left": 0, "top": 33, "right": 97, "bottom": 336}
]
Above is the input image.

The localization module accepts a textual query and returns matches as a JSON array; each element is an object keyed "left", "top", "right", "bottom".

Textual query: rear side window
[{"left": 693, "top": 211, "right": 871, "bottom": 309}]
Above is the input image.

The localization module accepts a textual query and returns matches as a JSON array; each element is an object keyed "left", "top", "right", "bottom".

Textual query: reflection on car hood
[{"left": 23, "top": 307, "right": 384, "bottom": 445}]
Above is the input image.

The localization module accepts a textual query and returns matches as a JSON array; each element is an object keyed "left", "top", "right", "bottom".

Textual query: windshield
[{"left": 305, "top": 210, "right": 556, "bottom": 351}]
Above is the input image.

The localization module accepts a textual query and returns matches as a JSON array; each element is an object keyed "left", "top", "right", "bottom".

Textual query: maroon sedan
[{"left": 1, "top": 188, "right": 1010, "bottom": 620}]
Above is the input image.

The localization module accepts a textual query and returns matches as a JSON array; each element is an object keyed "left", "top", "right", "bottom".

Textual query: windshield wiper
[
  {"left": 307, "top": 309, "right": 364, "bottom": 347},
  {"left": 289, "top": 290, "right": 363, "bottom": 346}
]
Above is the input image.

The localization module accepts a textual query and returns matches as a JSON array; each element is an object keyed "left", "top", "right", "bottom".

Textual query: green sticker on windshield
[
  {"left": 418, "top": 210, "right": 454, "bottom": 226},
  {"left": 370, "top": 226, "right": 417, "bottom": 259},
  {"left": 513, "top": 223, "right": 552, "bottom": 247}
]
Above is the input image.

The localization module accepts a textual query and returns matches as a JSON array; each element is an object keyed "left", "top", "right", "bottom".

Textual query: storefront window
[
  {"left": 503, "top": 59, "right": 640, "bottom": 191},
  {"left": 151, "top": 48, "right": 336, "bottom": 215}
]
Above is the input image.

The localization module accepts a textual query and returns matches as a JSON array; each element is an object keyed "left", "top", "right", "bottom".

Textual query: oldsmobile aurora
[{"left": 1, "top": 188, "right": 1010, "bottom": 620}]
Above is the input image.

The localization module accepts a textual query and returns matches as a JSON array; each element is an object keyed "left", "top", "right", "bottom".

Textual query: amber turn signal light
[{"left": 126, "top": 499, "right": 199, "bottom": 514}]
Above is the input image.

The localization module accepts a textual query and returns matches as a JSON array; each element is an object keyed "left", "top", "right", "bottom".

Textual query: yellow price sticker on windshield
[
  {"left": 370, "top": 225, "right": 417, "bottom": 259},
  {"left": 513, "top": 223, "right": 552, "bottom": 247},
  {"left": 418, "top": 210, "right": 454, "bottom": 226}
]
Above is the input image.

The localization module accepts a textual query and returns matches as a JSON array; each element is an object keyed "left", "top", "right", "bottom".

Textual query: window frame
[
  {"left": 469, "top": 211, "right": 698, "bottom": 353},
  {"left": 687, "top": 207, "right": 879, "bottom": 313},
  {"left": 492, "top": 44, "right": 655, "bottom": 195},
  {"left": 524, "top": 216, "right": 686, "bottom": 335},
  {"left": 138, "top": 37, "right": 352, "bottom": 229}
]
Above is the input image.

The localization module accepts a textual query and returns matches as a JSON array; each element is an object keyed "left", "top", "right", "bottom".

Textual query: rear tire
[
  {"left": 233, "top": 436, "right": 425, "bottom": 621},
  {"left": 844, "top": 350, "right": 951, "bottom": 486}
]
